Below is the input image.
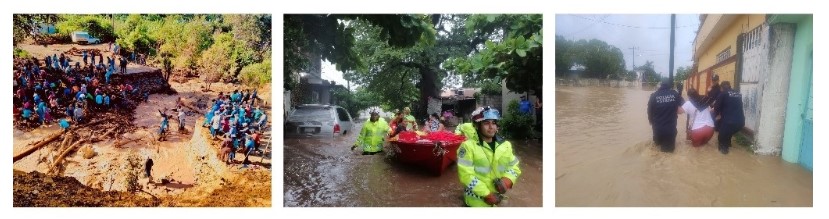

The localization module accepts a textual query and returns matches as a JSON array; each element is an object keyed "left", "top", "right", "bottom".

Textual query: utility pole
[
  {"left": 669, "top": 14, "right": 676, "bottom": 87},
  {"left": 629, "top": 46, "right": 638, "bottom": 70}
]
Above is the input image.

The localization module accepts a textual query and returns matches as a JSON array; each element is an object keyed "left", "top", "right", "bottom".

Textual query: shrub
[{"left": 499, "top": 99, "right": 535, "bottom": 140}]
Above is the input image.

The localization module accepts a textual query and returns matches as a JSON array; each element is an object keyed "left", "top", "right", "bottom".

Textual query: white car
[
  {"left": 71, "top": 31, "right": 100, "bottom": 45},
  {"left": 284, "top": 104, "right": 353, "bottom": 138}
]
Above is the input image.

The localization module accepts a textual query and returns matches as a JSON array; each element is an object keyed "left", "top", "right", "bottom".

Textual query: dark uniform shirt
[
  {"left": 714, "top": 88, "right": 745, "bottom": 126},
  {"left": 705, "top": 84, "right": 721, "bottom": 106},
  {"left": 648, "top": 86, "right": 683, "bottom": 134}
]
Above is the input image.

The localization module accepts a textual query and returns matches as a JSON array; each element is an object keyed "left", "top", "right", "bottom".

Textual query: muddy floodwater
[
  {"left": 284, "top": 122, "right": 543, "bottom": 207},
  {"left": 555, "top": 86, "right": 812, "bottom": 207}
]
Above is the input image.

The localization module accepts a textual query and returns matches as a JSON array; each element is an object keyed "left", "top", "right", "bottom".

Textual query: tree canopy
[
  {"left": 554, "top": 36, "right": 626, "bottom": 80},
  {"left": 284, "top": 14, "right": 543, "bottom": 117}
]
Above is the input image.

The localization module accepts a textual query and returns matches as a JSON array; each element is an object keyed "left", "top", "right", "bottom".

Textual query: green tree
[
  {"left": 55, "top": 15, "right": 115, "bottom": 42},
  {"left": 199, "top": 33, "right": 234, "bottom": 90},
  {"left": 346, "top": 15, "right": 474, "bottom": 116},
  {"left": 638, "top": 60, "right": 661, "bottom": 83},
  {"left": 283, "top": 14, "right": 434, "bottom": 91},
  {"left": 553, "top": 36, "right": 626, "bottom": 80},
  {"left": 444, "top": 14, "right": 543, "bottom": 97},
  {"left": 674, "top": 66, "right": 691, "bottom": 82},
  {"left": 555, "top": 35, "right": 574, "bottom": 77},
  {"left": 239, "top": 50, "right": 272, "bottom": 88},
  {"left": 13, "top": 14, "right": 61, "bottom": 46}
]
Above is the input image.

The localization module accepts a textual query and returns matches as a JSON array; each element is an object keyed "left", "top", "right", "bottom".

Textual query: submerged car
[{"left": 284, "top": 104, "right": 353, "bottom": 138}]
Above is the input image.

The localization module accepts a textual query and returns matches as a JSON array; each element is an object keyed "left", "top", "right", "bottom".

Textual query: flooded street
[
  {"left": 555, "top": 86, "right": 812, "bottom": 206},
  {"left": 283, "top": 122, "right": 544, "bottom": 207}
]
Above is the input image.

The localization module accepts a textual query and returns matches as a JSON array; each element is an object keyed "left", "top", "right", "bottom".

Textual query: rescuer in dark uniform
[
  {"left": 713, "top": 81, "right": 745, "bottom": 155},
  {"left": 648, "top": 79, "right": 684, "bottom": 153}
]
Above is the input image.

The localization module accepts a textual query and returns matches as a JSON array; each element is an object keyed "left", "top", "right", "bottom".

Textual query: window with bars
[
  {"left": 716, "top": 47, "right": 731, "bottom": 63},
  {"left": 743, "top": 25, "right": 764, "bottom": 51}
]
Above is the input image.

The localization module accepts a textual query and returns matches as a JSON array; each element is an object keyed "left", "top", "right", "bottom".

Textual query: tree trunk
[
  {"left": 417, "top": 67, "right": 440, "bottom": 120},
  {"left": 13, "top": 131, "right": 64, "bottom": 163}
]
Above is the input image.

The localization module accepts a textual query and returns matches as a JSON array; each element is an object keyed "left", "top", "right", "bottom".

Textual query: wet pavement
[
  {"left": 555, "top": 86, "right": 812, "bottom": 206},
  {"left": 283, "top": 122, "right": 544, "bottom": 207}
]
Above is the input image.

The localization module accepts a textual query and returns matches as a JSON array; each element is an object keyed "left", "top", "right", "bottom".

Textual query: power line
[{"left": 567, "top": 14, "right": 696, "bottom": 29}]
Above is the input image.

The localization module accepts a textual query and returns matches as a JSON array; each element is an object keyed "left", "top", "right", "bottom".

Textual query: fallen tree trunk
[
  {"left": 57, "top": 133, "right": 75, "bottom": 154},
  {"left": 114, "top": 138, "right": 142, "bottom": 148},
  {"left": 91, "top": 127, "right": 118, "bottom": 143},
  {"left": 13, "top": 131, "right": 64, "bottom": 163},
  {"left": 48, "top": 139, "right": 86, "bottom": 175}
]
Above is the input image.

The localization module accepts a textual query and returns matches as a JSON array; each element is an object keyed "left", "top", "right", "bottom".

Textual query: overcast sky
[{"left": 556, "top": 14, "right": 700, "bottom": 77}]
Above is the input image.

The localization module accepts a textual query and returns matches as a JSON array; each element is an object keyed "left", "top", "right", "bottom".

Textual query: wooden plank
[{"left": 13, "top": 131, "right": 64, "bottom": 163}]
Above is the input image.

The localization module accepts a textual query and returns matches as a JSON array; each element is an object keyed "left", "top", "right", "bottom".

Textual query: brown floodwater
[
  {"left": 555, "top": 86, "right": 812, "bottom": 207},
  {"left": 283, "top": 122, "right": 544, "bottom": 207}
]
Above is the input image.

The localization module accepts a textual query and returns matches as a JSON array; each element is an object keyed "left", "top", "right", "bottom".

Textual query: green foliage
[
  {"left": 553, "top": 35, "right": 626, "bottom": 80},
  {"left": 444, "top": 14, "right": 543, "bottom": 95},
  {"left": 499, "top": 100, "right": 535, "bottom": 140},
  {"left": 199, "top": 33, "right": 235, "bottom": 87},
  {"left": 332, "top": 87, "right": 381, "bottom": 119},
  {"left": 239, "top": 51, "right": 272, "bottom": 87},
  {"left": 283, "top": 14, "right": 435, "bottom": 91},
  {"left": 55, "top": 15, "right": 115, "bottom": 42},
  {"left": 13, "top": 14, "right": 61, "bottom": 46},
  {"left": 674, "top": 66, "right": 692, "bottom": 82},
  {"left": 480, "top": 80, "right": 502, "bottom": 95},
  {"left": 13, "top": 48, "right": 31, "bottom": 58},
  {"left": 638, "top": 61, "right": 661, "bottom": 83}
]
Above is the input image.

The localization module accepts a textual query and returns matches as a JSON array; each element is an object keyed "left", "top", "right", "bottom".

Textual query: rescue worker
[
  {"left": 647, "top": 79, "right": 683, "bottom": 153},
  {"left": 704, "top": 74, "right": 721, "bottom": 107},
  {"left": 457, "top": 106, "right": 522, "bottom": 207},
  {"left": 352, "top": 111, "right": 389, "bottom": 155},
  {"left": 713, "top": 81, "right": 745, "bottom": 155}
]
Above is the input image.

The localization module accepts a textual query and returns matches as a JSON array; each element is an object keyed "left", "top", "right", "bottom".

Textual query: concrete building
[{"left": 687, "top": 14, "right": 812, "bottom": 170}]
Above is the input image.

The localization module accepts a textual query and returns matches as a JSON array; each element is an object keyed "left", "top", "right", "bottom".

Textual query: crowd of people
[
  {"left": 203, "top": 89, "right": 268, "bottom": 166},
  {"left": 13, "top": 49, "right": 149, "bottom": 132}
]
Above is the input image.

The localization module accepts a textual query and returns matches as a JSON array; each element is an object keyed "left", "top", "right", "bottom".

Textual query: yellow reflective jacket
[
  {"left": 457, "top": 136, "right": 521, "bottom": 207},
  {"left": 356, "top": 118, "right": 389, "bottom": 153},
  {"left": 455, "top": 123, "right": 477, "bottom": 140}
]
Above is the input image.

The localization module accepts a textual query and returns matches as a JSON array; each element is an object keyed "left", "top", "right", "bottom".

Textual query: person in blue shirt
[
  {"left": 65, "top": 104, "right": 74, "bottom": 122},
  {"left": 22, "top": 108, "right": 32, "bottom": 121},
  {"left": 158, "top": 109, "right": 170, "bottom": 141},
  {"left": 105, "top": 66, "right": 113, "bottom": 84},
  {"left": 82, "top": 51, "right": 88, "bottom": 66},
  {"left": 36, "top": 101, "right": 46, "bottom": 124},
  {"left": 713, "top": 81, "right": 746, "bottom": 155},
  {"left": 251, "top": 89, "right": 258, "bottom": 105},
  {"left": 519, "top": 96, "right": 532, "bottom": 115},
  {"left": 96, "top": 93, "right": 103, "bottom": 107},
  {"left": 104, "top": 94, "right": 111, "bottom": 108},
  {"left": 59, "top": 118, "right": 70, "bottom": 132},
  {"left": 243, "top": 133, "right": 256, "bottom": 167},
  {"left": 204, "top": 109, "right": 215, "bottom": 127},
  {"left": 647, "top": 79, "right": 684, "bottom": 153}
]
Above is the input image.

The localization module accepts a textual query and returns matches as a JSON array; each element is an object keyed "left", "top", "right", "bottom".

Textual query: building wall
[
  {"left": 740, "top": 24, "right": 770, "bottom": 133},
  {"left": 781, "top": 15, "right": 813, "bottom": 165},
  {"left": 754, "top": 23, "right": 796, "bottom": 155},
  {"left": 690, "top": 14, "right": 766, "bottom": 92}
]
